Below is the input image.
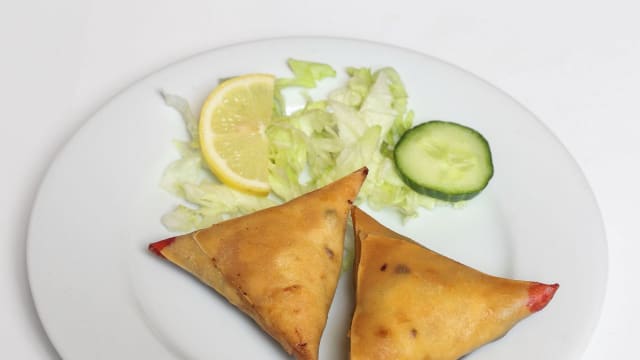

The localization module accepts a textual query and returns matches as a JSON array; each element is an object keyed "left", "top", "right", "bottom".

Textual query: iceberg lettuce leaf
[
  {"left": 161, "top": 91, "right": 199, "bottom": 146},
  {"left": 276, "top": 58, "right": 337, "bottom": 88}
]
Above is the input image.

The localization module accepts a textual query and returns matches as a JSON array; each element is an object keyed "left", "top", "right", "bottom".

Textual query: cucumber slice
[{"left": 393, "top": 121, "right": 493, "bottom": 202}]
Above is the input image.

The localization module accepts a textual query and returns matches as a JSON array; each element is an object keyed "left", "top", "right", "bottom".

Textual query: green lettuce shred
[
  {"left": 271, "top": 65, "right": 438, "bottom": 217},
  {"left": 275, "top": 58, "right": 337, "bottom": 88},
  {"left": 160, "top": 91, "right": 199, "bottom": 147}
]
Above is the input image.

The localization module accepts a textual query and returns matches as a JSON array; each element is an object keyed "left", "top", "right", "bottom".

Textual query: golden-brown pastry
[
  {"left": 149, "top": 167, "right": 368, "bottom": 360},
  {"left": 350, "top": 206, "right": 559, "bottom": 360}
]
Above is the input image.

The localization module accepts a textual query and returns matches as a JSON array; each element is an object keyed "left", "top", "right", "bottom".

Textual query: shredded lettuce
[
  {"left": 275, "top": 58, "right": 337, "bottom": 89},
  {"left": 159, "top": 60, "right": 438, "bottom": 235},
  {"left": 160, "top": 91, "right": 199, "bottom": 147},
  {"left": 274, "top": 59, "right": 337, "bottom": 116},
  {"left": 270, "top": 64, "right": 438, "bottom": 217}
]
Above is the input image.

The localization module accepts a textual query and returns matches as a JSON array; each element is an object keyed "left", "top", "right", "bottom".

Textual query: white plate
[{"left": 28, "top": 37, "right": 607, "bottom": 360}]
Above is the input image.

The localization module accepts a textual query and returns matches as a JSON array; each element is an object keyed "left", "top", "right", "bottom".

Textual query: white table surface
[{"left": 2, "top": 0, "right": 638, "bottom": 358}]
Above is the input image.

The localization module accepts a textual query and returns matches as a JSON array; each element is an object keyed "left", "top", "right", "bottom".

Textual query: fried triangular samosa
[
  {"left": 149, "top": 167, "right": 368, "bottom": 360},
  {"left": 350, "top": 206, "right": 559, "bottom": 360}
]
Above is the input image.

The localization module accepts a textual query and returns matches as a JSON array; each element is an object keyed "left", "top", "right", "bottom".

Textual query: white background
[{"left": 1, "top": 0, "right": 638, "bottom": 358}]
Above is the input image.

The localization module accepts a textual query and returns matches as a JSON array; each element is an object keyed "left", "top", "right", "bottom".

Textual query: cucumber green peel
[{"left": 394, "top": 121, "right": 494, "bottom": 202}]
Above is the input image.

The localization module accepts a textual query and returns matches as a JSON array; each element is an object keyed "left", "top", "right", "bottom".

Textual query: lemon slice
[{"left": 199, "top": 74, "right": 275, "bottom": 195}]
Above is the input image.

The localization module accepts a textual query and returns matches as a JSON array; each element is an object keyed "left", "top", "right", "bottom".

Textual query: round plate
[{"left": 28, "top": 37, "right": 607, "bottom": 360}]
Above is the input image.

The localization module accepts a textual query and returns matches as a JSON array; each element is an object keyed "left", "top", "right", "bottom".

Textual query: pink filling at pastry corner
[
  {"left": 148, "top": 237, "right": 176, "bottom": 258},
  {"left": 527, "top": 282, "right": 560, "bottom": 312}
]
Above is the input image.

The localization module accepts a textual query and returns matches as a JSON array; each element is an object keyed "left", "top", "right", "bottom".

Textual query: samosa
[
  {"left": 149, "top": 167, "right": 368, "bottom": 360},
  {"left": 350, "top": 206, "right": 558, "bottom": 360}
]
